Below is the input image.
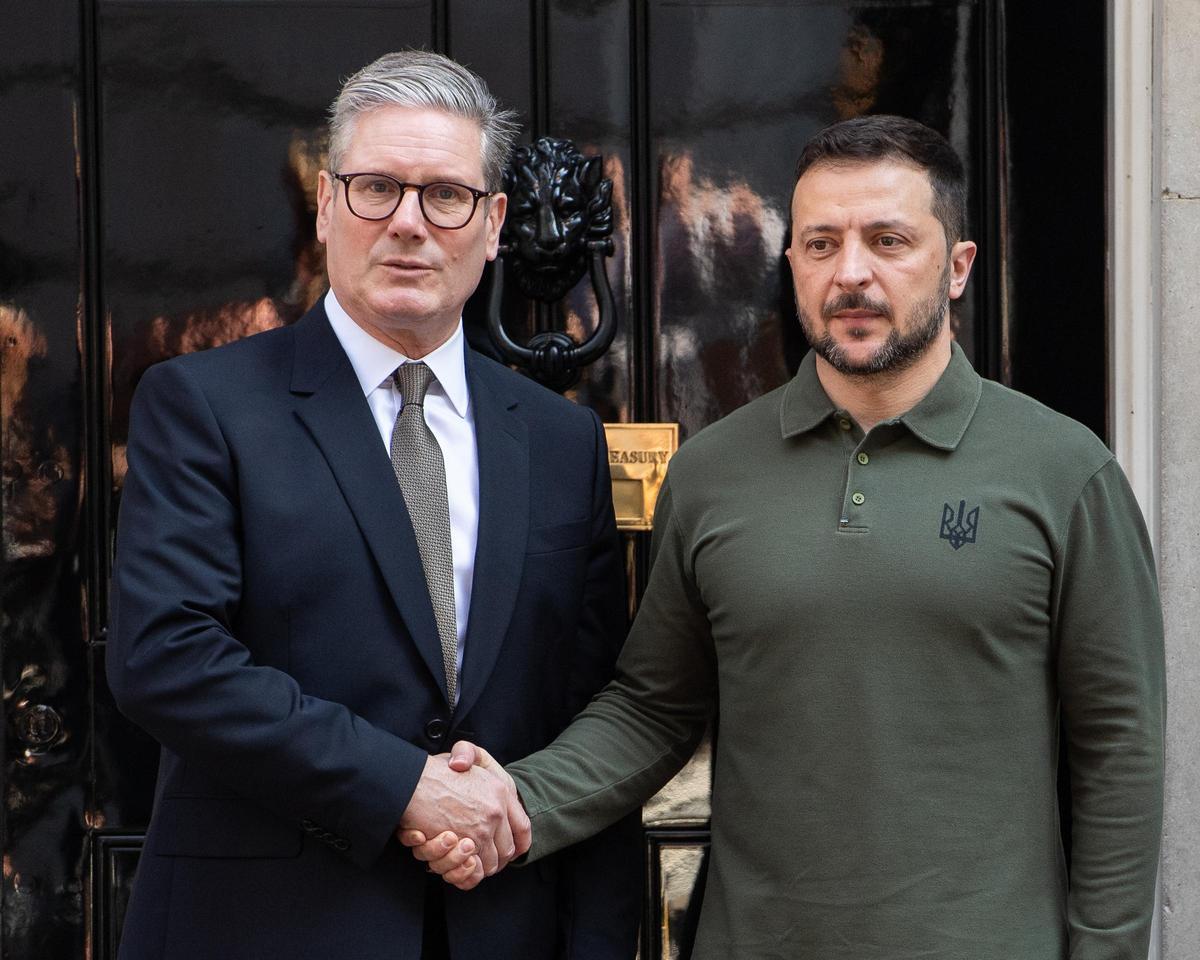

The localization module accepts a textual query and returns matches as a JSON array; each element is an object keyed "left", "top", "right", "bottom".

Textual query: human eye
[
  {"left": 427, "top": 182, "right": 467, "bottom": 204},
  {"left": 876, "top": 234, "right": 904, "bottom": 249},
  {"left": 806, "top": 237, "right": 834, "bottom": 254},
  {"left": 354, "top": 176, "right": 399, "bottom": 199}
]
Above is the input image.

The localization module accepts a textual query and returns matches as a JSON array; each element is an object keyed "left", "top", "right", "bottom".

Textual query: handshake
[{"left": 395, "top": 741, "right": 529, "bottom": 890}]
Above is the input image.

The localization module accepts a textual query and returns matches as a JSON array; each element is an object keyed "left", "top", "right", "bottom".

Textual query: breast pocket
[{"left": 526, "top": 518, "right": 590, "bottom": 555}]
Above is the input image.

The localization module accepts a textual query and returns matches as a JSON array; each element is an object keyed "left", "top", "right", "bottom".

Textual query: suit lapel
[
  {"left": 456, "top": 349, "right": 528, "bottom": 720},
  {"left": 289, "top": 305, "right": 450, "bottom": 703}
]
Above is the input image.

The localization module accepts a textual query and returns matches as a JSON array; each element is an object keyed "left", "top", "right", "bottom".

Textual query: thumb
[{"left": 447, "top": 739, "right": 482, "bottom": 772}]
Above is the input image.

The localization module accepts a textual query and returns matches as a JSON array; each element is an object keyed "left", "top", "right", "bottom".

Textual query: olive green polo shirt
[{"left": 508, "top": 343, "right": 1164, "bottom": 959}]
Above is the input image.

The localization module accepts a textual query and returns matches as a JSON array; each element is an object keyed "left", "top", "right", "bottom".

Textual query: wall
[{"left": 1159, "top": 0, "right": 1200, "bottom": 954}]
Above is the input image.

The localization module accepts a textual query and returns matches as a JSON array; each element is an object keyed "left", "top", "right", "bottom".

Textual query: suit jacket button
[{"left": 425, "top": 718, "right": 447, "bottom": 742}]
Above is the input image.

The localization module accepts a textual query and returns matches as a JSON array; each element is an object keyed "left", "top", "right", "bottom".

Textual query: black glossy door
[{"left": 0, "top": 2, "right": 1105, "bottom": 957}]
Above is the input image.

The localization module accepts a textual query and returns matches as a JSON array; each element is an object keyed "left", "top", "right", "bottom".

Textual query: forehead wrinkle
[
  {"left": 349, "top": 141, "right": 478, "bottom": 175},
  {"left": 796, "top": 217, "right": 916, "bottom": 238},
  {"left": 343, "top": 108, "right": 485, "bottom": 184},
  {"left": 791, "top": 159, "right": 937, "bottom": 229},
  {"left": 864, "top": 218, "right": 918, "bottom": 233},
  {"left": 798, "top": 222, "right": 840, "bottom": 235}
]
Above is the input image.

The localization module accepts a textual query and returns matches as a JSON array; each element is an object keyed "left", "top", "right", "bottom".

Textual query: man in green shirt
[{"left": 404, "top": 115, "right": 1165, "bottom": 959}]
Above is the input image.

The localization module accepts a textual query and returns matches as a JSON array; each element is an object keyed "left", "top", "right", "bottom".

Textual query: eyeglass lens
[{"left": 343, "top": 175, "right": 478, "bottom": 228}]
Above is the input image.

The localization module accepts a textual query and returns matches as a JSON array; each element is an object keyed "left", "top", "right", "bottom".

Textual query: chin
[
  {"left": 836, "top": 341, "right": 887, "bottom": 363},
  {"left": 367, "top": 294, "right": 434, "bottom": 324}
]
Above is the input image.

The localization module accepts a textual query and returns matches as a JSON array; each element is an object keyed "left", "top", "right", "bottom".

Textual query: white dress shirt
[{"left": 324, "top": 290, "right": 478, "bottom": 698}]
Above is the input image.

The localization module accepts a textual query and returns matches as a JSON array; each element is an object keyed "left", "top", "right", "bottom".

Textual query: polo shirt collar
[
  {"left": 779, "top": 340, "right": 982, "bottom": 450},
  {"left": 899, "top": 341, "right": 982, "bottom": 450},
  {"left": 779, "top": 351, "right": 835, "bottom": 438},
  {"left": 323, "top": 289, "right": 471, "bottom": 419}
]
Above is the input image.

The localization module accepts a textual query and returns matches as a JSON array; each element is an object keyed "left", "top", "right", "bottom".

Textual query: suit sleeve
[
  {"left": 108, "top": 360, "right": 428, "bottom": 869},
  {"left": 508, "top": 467, "right": 716, "bottom": 863},
  {"left": 555, "top": 411, "right": 641, "bottom": 958},
  {"left": 1053, "top": 457, "right": 1165, "bottom": 959}
]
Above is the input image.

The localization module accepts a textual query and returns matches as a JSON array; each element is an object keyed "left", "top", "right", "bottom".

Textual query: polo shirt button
[
  {"left": 425, "top": 718, "right": 447, "bottom": 741},
  {"left": 856, "top": 452, "right": 870, "bottom": 465},
  {"left": 851, "top": 492, "right": 865, "bottom": 505},
  {"left": 838, "top": 418, "right": 852, "bottom": 431}
]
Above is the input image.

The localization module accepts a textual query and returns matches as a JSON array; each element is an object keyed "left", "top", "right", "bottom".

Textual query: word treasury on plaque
[{"left": 603, "top": 423, "right": 679, "bottom": 532}]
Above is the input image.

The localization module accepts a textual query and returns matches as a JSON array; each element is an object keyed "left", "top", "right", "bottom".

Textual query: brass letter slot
[{"left": 603, "top": 423, "right": 679, "bottom": 532}]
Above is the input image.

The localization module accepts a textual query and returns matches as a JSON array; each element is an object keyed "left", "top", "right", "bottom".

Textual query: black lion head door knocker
[{"left": 486, "top": 137, "right": 617, "bottom": 392}]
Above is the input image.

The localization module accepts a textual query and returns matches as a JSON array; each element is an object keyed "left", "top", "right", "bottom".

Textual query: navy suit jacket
[{"left": 108, "top": 302, "right": 640, "bottom": 959}]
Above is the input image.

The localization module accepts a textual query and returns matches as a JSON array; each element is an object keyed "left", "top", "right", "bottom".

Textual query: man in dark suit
[{"left": 108, "top": 50, "right": 639, "bottom": 960}]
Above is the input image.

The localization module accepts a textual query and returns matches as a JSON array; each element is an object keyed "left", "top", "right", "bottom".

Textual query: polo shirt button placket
[{"left": 841, "top": 436, "right": 873, "bottom": 528}]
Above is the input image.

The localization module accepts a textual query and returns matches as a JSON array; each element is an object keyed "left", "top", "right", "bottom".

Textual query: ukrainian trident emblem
[{"left": 939, "top": 500, "right": 980, "bottom": 550}]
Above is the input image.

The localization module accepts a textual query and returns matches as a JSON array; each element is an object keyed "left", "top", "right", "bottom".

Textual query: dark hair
[{"left": 794, "top": 115, "right": 967, "bottom": 245}]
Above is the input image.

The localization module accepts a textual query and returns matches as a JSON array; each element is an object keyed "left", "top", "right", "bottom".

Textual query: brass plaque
[{"left": 604, "top": 423, "right": 679, "bottom": 532}]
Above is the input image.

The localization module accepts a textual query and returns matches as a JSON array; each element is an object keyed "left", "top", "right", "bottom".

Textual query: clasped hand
[{"left": 396, "top": 742, "right": 526, "bottom": 890}]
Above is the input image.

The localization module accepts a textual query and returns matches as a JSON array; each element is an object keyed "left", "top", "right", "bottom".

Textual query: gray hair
[{"left": 327, "top": 50, "right": 520, "bottom": 191}]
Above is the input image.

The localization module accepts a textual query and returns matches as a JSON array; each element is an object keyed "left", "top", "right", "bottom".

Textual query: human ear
[
  {"left": 316, "top": 171, "right": 334, "bottom": 244},
  {"left": 947, "top": 239, "right": 977, "bottom": 300},
  {"left": 484, "top": 193, "right": 508, "bottom": 261}
]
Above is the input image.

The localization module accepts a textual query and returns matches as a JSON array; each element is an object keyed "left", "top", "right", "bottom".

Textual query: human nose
[
  {"left": 832, "top": 238, "right": 872, "bottom": 289},
  {"left": 387, "top": 186, "right": 429, "bottom": 237}
]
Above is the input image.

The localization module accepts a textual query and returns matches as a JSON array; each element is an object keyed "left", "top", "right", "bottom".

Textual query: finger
[
  {"left": 410, "top": 831, "right": 459, "bottom": 862},
  {"left": 447, "top": 740, "right": 480, "bottom": 773},
  {"left": 471, "top": 744, "right": 501, "bottom": 773},
  {"left": 428, "top": 837, "right": 476, "bottom": 876},
  {"left": 397, "top": 829, "right": 429, "bottom": 848},
  {"left": 509, "top": 796, "right": 532, "bottom": 857},
  {"left": 492, "top": 803, "right": 516, "bottom": 870},
  {"left": 496, "top": 772, "right": 530, "bottom": 857},
  {"left": 476, "top": 833, "right": 500, "bottom": 876},
  {"left": 443, "top": 855, "right": 484, "bottom": 890}
]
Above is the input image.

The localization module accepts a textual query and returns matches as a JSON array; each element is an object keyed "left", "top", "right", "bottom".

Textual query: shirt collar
[
  {"left": 779, "top": 340, "right": 982, "bottom": 450},
  {"left": 779, "top": 350, "right": 835, "bottom": 438},
  {"left": 899, "top": 341, "right": 982, "bottom": 450},
  {"left": 323, "top": 289, "right": 471, "bottom": 419}
]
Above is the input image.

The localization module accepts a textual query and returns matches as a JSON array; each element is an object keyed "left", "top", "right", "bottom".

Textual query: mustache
[{"left": 822, "top": 291, "right": 893, "bottom": 321}]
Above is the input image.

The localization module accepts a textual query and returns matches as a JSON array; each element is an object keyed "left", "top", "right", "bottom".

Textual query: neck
[
  {"left": 815, "top": 336, "right": 953, "bottom": 432},
  {"left": 355, "top": 313, "right": 457, "bottom": 360}
]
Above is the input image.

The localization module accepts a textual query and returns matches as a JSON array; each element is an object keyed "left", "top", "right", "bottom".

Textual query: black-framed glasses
[{"left": 332, "top": 172, "right": 493, "bottom": 229}]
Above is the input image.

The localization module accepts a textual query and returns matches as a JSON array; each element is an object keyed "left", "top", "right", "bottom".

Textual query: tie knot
[{"left": 394, "top": 361, "right": 435, "bottom": 407}]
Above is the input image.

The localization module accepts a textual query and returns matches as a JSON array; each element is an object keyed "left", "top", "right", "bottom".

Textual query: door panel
[{"left": 1, "top": 6, "right": 91, "bottom": 957}]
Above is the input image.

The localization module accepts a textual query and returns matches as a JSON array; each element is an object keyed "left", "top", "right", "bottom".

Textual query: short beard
[{"left": 798, "top": 264, "right": 951, "bottom": 376}]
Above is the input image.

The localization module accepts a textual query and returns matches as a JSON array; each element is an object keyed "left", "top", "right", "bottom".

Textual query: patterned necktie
[{"left": 390, "top": 362, "right": 458, "bottom": 706}]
